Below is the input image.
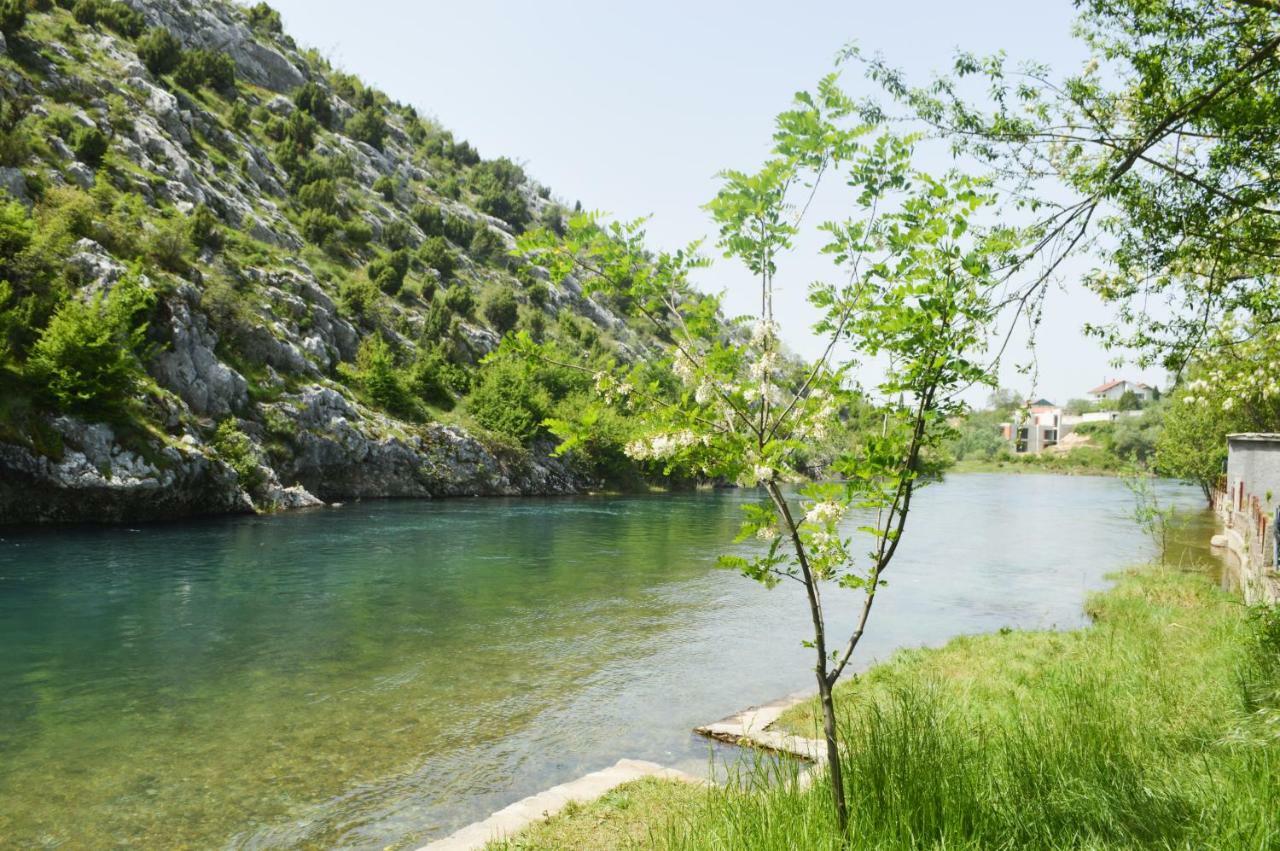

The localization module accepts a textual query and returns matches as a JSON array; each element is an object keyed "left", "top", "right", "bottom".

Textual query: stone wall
[{"left": 1214, "top": 433, "right": 1280, "bottom": 604}]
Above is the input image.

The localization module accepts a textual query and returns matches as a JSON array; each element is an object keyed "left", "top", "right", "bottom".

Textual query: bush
[
  {"left": 408, "top": 346, "right": 455, "bottom": 410},
  {"left": 442, "top": 284, "right": 473, "bottom": 317},
  {"left": 293, "top": 82, "right": 332, "bottom": 128},
  {"left": 296, "top": 178, "right": 338, "bottom": 213},
  {"left": 372, "top": 174, "right": 396, "bottom": 202},
  {"left": 482, "top": 289, "right": 518, "bottom": 336},
  {"left": 299, "top": 208, "right": 341, "bottom": 245},
  {"left": 137, "top": 28, "right": 183, "bottom": 77},
  {"left": 188, "top": 204, "right": 222, "bottom": 250},
  {"left": 212, "top": 419, "right": 264, "bottom": 494},
  {"left": 468, "top": 356, "right": 550, "bottom": 443},
  {"left": 145, "top": 217, "right": 191, "bottom": 272},
  {"left": 0, "top": 98, "right": 31, "bottom": 168},
  {"left": 70, "top": 0, "right": 97, "bottom": 26},
  {"left": 417, "top": 235, "right": 456, "bottom": 280},
  {"left": 26, "top": 274, "right": 154, "bottom": 417},
  {"left": 468, "top": 226, "right": 505, "bottom": 265},
  {"left": 96, "top": 1, "right": 144, "bottom": 36},
  {"left": 411, "top": 203, "right": 444, "bottom": 236},
  {"left": 173, "top": 49, "right": 236, "bottom": 94},
  {"left": 470, "top": 157, "right": 530, "bottom": 230},
  {"left": 382, "top": 219, "right": 411, "bottom": 250},
  {"left": 526, "top": 280, "right": 550, "bottom": 308},
  {"left": 229, "top": 100, "right": 251, "bottom": 132},
  {"left": 69, "top": 126, "right": 108, "bottom": 167},
  {"left": 367, "top": 248, "right": 410, "bottom": 295},
  {"left": 345, "top": 107, "right": 387, "bottom": 150},
  {"left": 0, "top": 0, "right": 27, "bottom": 37},
  {"left": 347, "top": 334, "right": 414, "bottom": 418},
  {"left": 337, "top": 275, "right": 380, "bottom": 319},
  {"left": 246, "top": 2, "right": 283, "bottom": 36},
  {"left": 443, "top": 213, "right": 477, "bottom": 245}
]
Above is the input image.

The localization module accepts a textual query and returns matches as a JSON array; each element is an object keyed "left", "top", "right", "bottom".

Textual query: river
[{"left": 0, "top": 473, "right": 1217, "bottom": 848}]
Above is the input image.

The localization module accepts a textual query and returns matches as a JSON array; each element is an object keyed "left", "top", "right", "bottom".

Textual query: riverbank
[
  {"left": 486, "top": 565, "right": 1280, "bottom": 849},
  {"left": 949, "top": 451, "right": 1125, "bottom": 476}
]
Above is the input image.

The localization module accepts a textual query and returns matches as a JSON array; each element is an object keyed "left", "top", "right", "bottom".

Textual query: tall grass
[{"left": 657, "top": 568, "right": 1280, "bottom": 850}]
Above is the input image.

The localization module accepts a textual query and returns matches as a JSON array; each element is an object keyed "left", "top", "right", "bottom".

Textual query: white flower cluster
[
  {"left": 804, "top": 500, "right": 845, "bottom": 526},
  {"left": 672, "top": 351, "right": 697, "bottom": 385},
  {"left": 593, "top": 371, "right": 633, "bottom": 403},
  {"left": 749, "top": 351, "right": 779, "bottom": 382},
  {"left": 624, "top": 430, "right": 705, "bottom": 460},
  {"left": 751, "top": 319, "right": 779, "bottom": 347}
]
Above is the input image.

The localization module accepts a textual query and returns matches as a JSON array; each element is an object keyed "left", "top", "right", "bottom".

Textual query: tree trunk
[{"left": 816, "top": 662, "right": 848, "bottom": 831}]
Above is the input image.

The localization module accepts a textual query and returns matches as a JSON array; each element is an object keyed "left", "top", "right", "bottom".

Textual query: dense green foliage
[{"left": 26, "top": 274, "right": 153, "bottom": 418}]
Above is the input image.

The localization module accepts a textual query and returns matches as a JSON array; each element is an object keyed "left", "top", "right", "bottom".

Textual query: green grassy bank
[{"left": 489, "top": 566, "right": 1280, "bottom": 849}]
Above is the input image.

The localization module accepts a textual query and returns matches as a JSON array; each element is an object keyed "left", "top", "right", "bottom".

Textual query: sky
[{"left": 263, "top": 0, "right": 1168, "bottom": 406}]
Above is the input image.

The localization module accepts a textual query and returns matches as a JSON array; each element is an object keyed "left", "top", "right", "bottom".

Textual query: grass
[
  {"left": 490, "top": 565, "right": 1280, "bottom": 849},
  {"left": 484, "top": 777, "right": 705, "bottom": 851},
  {"left": 951, "top": 447, "right": 1124, "bottom": 476}
]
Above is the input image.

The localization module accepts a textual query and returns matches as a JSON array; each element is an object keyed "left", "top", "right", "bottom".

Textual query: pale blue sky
[{"left": 265, "top": 0, "right": 1166, "bottom": 404}]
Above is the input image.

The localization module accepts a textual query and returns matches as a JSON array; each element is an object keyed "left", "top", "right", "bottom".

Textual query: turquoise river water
[{"left": 0, "top": 473, "right": 1217, "bottom": 848}]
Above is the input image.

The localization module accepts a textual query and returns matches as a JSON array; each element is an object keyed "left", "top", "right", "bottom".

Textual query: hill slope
[{"left": 0, "top": 0, "right": 674, "bottom": 523}]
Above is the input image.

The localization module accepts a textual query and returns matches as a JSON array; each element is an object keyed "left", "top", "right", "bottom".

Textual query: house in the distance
[
  {"left": 1002, "top": 399, "right": 1062, "bottom": 453},
  {"left": 1088, "top": 379, "right": 1157, "bottom": 403}
]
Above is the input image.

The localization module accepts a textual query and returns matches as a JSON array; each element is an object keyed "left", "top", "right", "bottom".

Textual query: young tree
[{"left": 518, "top": 76, "right": 1020, "bottom": 830}]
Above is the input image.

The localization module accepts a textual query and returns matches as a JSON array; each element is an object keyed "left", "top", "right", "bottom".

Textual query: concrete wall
[{"left": 1216, "top": 434, "right": 1280, "bottom": 604}]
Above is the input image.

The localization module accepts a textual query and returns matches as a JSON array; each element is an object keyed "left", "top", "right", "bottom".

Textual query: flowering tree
[
  {"left": 516, "top": 76, "right": 1022, "bottom": 830},
  {"left": 1158, "top": 322, "right": 1280, "bottom": 503}
]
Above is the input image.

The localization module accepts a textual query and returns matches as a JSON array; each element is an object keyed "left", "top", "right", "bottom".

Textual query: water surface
[{"left": 0, "top": 474, "right": 1213, "bottom": 848}]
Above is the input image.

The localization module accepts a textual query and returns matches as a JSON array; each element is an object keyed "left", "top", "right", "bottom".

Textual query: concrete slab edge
[
  {"left": 693, "top": 689, "right": 826, "bottom": 763},
  {"left": 419, "top": 758, "right": 704, "bottom": 851}
]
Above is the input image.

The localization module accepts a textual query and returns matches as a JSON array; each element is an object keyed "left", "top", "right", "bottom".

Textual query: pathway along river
[{"left": 0, "top": 473, "right": 1220, "bottom": 848}]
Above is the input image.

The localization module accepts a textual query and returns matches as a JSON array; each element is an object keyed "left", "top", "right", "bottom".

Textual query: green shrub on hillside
[
  {"left": 187, "top": 204, "right": 222, "bottom": 250},
  {"left": 145, "top": 217, "right": 191, "bottom": 272},
  {"left": 417, "top": 235, "right": 456, "bottom": 280},
  {"left": 345, "top": 334, "right": 415, "bottom": 418},
  {"left": 137, "top": 28, "right": 182, "bottom": 77},
  {"left": 372, "top": 174, "right": 396, "bottom": 202},
  {"left": 246, "top": 2, "right": 283, "bottom": 37},
  {"left": 212, "top": 418, "right": 264, "bottom": 494},
  {"left": 367, "top": 248, "right": 410, "bottom": 295},
  {"left": 26, "top": 273, "right": 153, "bottom": 417},
  {"left": 337, "top": 274, "right": 380, "bottom": 320},
  {"left": 299, "top": 208, "right": 341, "bottom": 245},
  {"left": 470, "top": 157, "right": 530, "bottom": 230},
  {"left": 70, "top": 126, "right": 108, "bottom": 167},
  {"left": 345, "top": 107, "right": 386, "bottom": 150},
  {"left": 296, "top": 178, "right": 338, "bottom": 213},
  {"left": 408, "top": 345, "right": 456, "bottom": 410},
  {"left": 442, "top": 283, "right": 473, "bottom": 317},
  {"left": 469, "top": 356, "right": 550, "bottom": 443},
  {"left": 411, "top": 203, "right": 444, "bottom": 237},
  {"left": 173, "top": 49, "right": 236, "bottom": 94},
  {"left": 482, "top": 289, "right": 518, "bottom": 336},
  {"left": 0, "top": 99, "right": 32, "bottom": 168},
  {"left": 468, "top": 226, "right": 504, "bottom": 265},
  {"left": 293, "top": 82, "right": 331, "bottom": 127},
  {"left": 382, "top": 219, "right": 411, "bottom": 251},
  {"left": 0, "top": 0, "right": 26, "bottom": 37}
]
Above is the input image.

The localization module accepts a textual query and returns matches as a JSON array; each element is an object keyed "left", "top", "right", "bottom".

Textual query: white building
[{"left": 1088, "top": 379, "right": 1157, "bottom": 403}]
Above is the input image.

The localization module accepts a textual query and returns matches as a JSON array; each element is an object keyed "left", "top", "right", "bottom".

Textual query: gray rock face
[
  {"left": 0, "top": 166, "right": 28, "bottom": 204},
  {"left": 0, "top": 418, "right": 253, "bottom": 524},
  {"left": 266, "top": 387, "right": 589, "bottom": 502},
  {"left": 149, "top": 286, "right": 250, "bottom": 418},
  {"left": 125, "top": 0, "right": 306, "bottom": 92}
]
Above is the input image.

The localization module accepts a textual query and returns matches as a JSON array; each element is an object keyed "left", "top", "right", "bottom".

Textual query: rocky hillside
[{"left": 0, "top": 0, "right": 679, "bottom": 523}]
